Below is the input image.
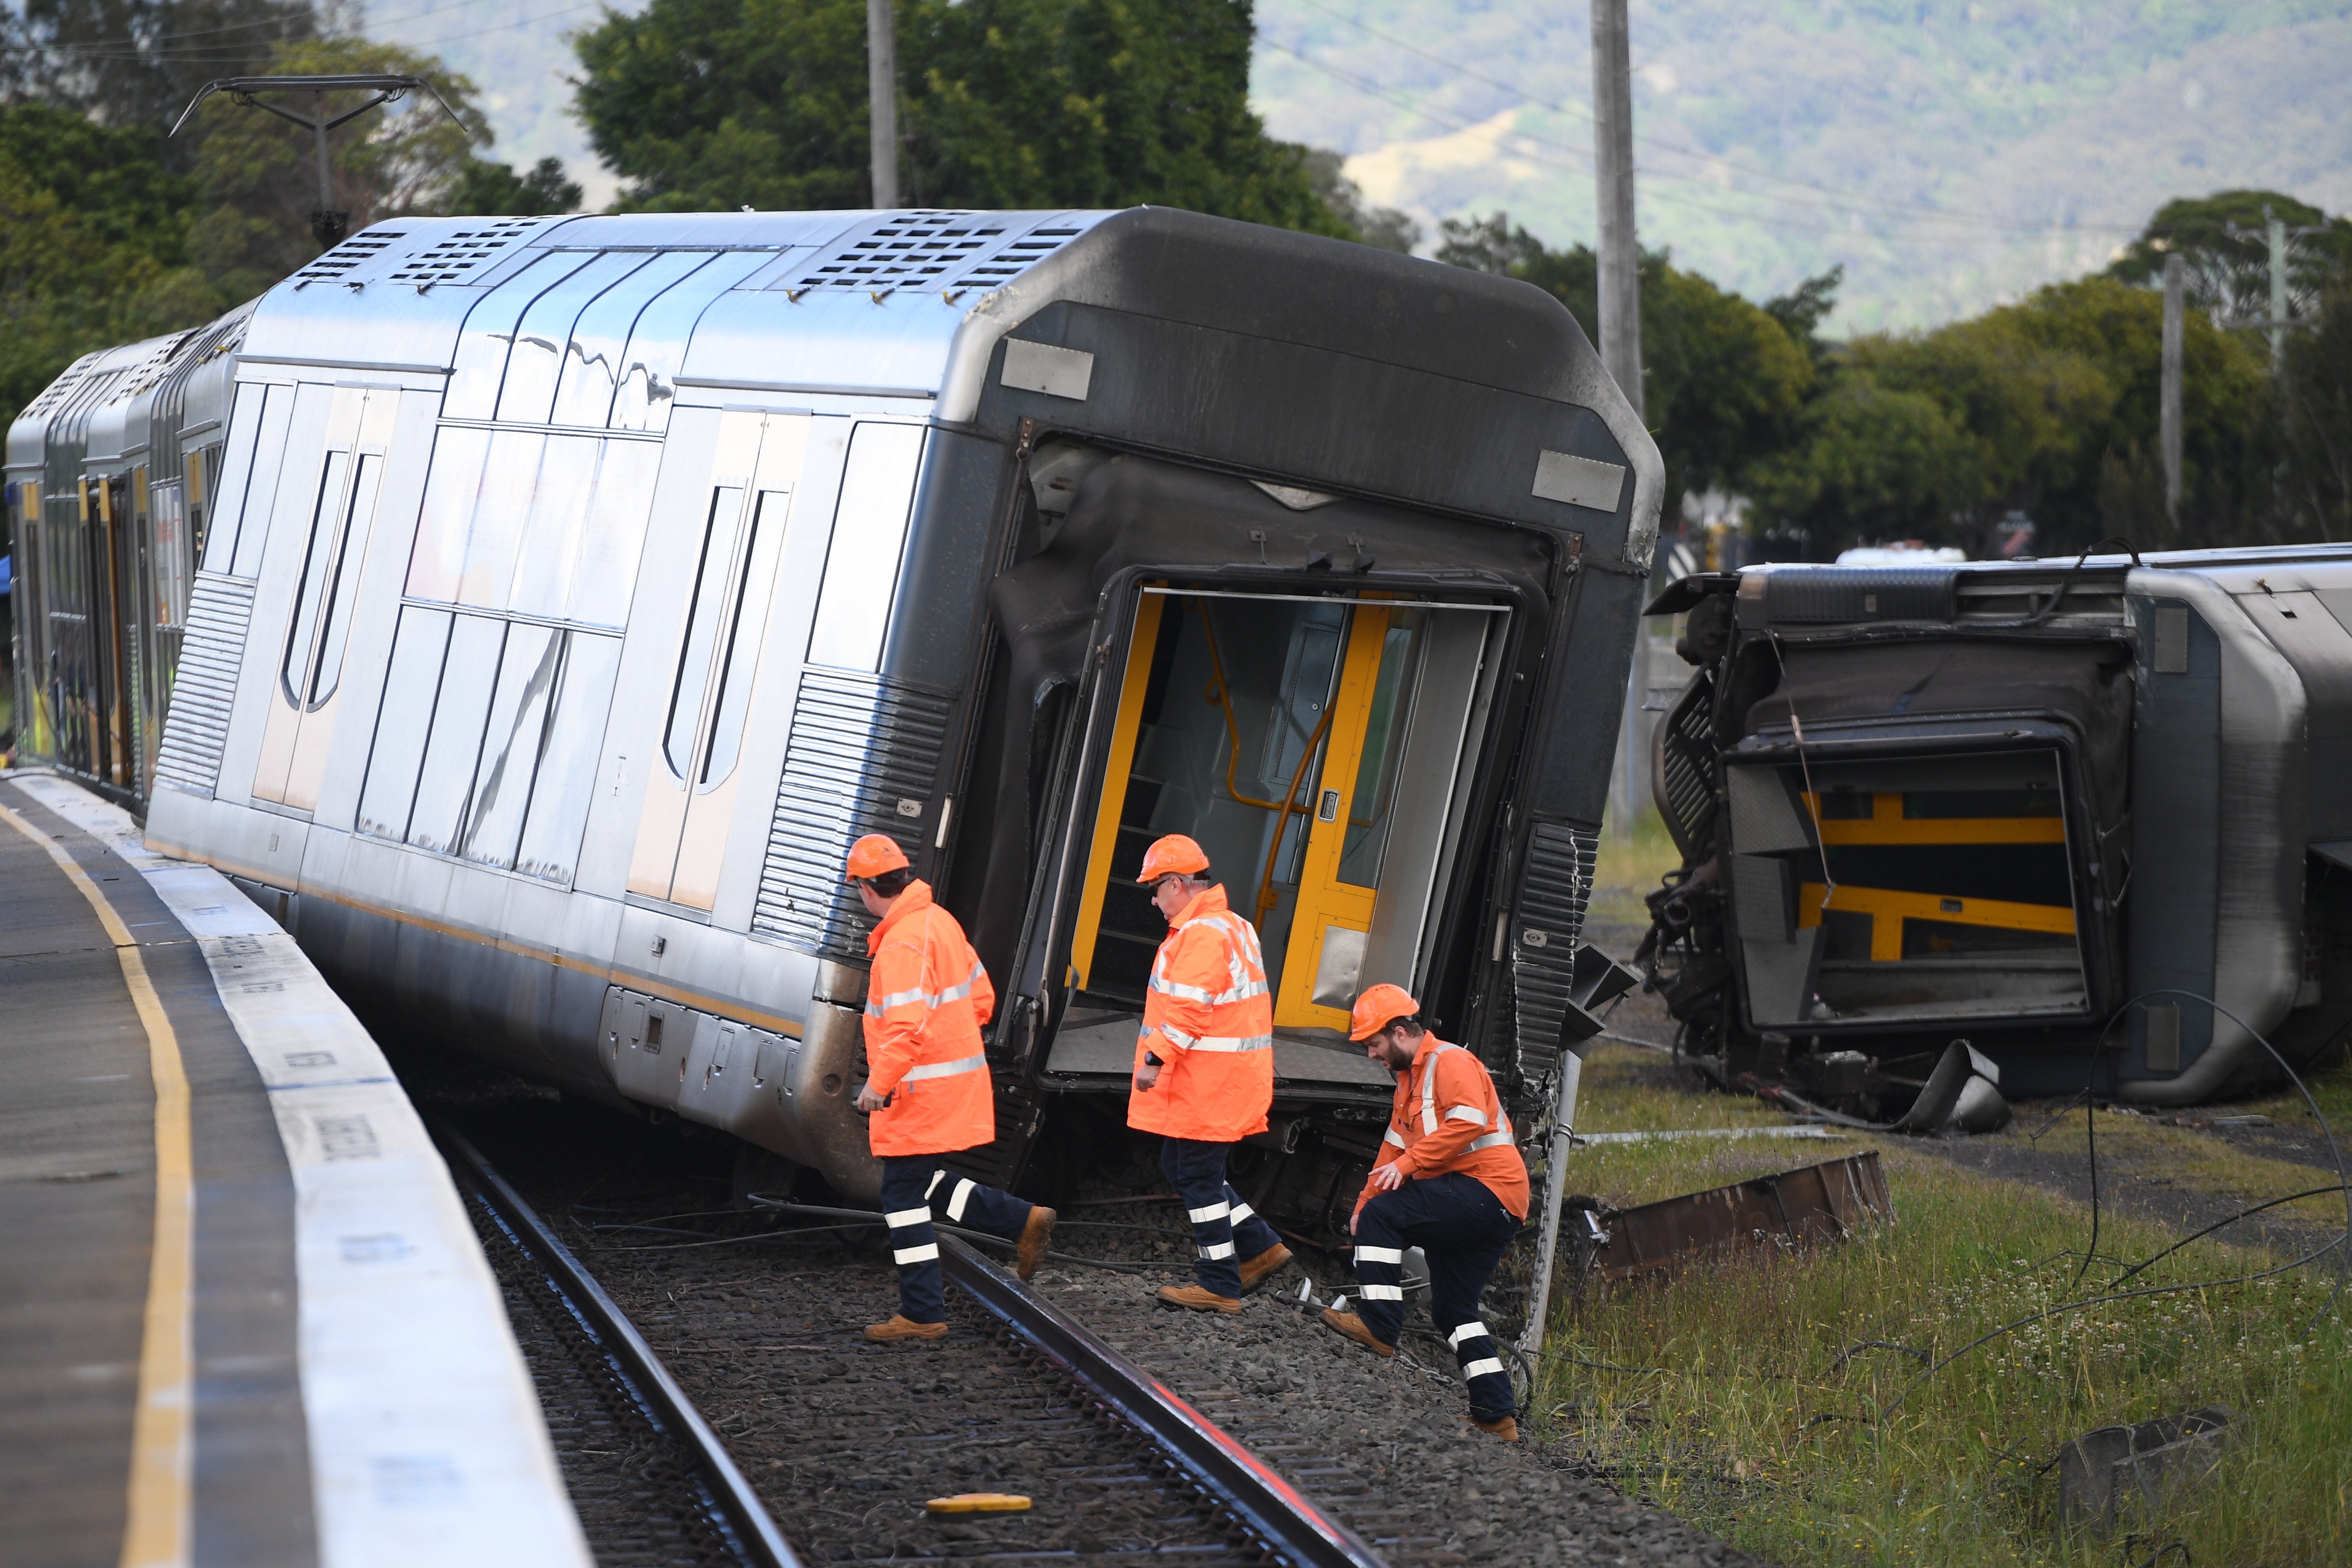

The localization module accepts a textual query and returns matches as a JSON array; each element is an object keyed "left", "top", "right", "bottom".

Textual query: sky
[{"left": 360, "top": 0, "right": 2352, "bottom": 334}]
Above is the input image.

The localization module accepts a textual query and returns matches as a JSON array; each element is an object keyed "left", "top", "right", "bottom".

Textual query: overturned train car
[
  {"left": 1640, "top": 554, "right": 2352, "bottom": 1108},
  {"left": 9, "top": 208, "right": 1660, "bottom": 1236}
]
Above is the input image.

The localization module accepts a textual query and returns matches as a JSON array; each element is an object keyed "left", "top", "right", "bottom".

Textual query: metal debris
[
  {"left": 1564, "top": 1152, "right": 1893, "bottom": 1286},
  {"left": 2057, "top": 1405, "right": 2237, "bottom": 1533}
]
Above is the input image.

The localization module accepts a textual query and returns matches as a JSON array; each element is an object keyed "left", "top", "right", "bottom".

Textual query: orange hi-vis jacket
[
  {"left": 1127, "top": 884, "right": 1274, "bottom": 1143},
  {"left": 1354, "top": 1034, "right": 1528, "bottom": 1223},
  {"left": 863, "top": 881, "right": 997, "bottom": 1158}
]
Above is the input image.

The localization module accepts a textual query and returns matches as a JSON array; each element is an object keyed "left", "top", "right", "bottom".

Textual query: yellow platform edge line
[{"left": 0, "top": 800, "right": 193, "bottom": 1568}]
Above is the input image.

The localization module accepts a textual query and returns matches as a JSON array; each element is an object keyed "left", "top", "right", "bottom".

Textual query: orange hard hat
[
  {"left": 1349, "top": 982, "right": 1420, "bottom": 1041},
  {"left": 1135, "top": 833, "right": 1211, "bottom": 883},
  {"left": 844, "top": 833, "right": 911, "bottom": 882}
]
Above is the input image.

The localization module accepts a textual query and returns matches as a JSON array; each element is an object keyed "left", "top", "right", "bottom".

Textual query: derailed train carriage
[
  {"left": 7, "top": 207, "right": 1660, "bottom": 1236},
  {"left": 1641, "top": 553, "right": 2352, "bottom": 1110}
]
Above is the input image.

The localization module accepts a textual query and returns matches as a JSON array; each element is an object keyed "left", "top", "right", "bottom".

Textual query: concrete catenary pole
[
  {"left": 1593, "top": 0, "right": 1647, "bottom": 842},
  {"left": 2161, "top": 253, "right": 2184, "bottom": 526},
  {"left": 866, "top": 0, "right": 899, "bottom": 209}
]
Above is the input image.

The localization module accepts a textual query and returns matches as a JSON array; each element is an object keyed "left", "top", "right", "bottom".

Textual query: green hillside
[{"left": 365, "top": 0, "right": 2352, "bottom": 330}]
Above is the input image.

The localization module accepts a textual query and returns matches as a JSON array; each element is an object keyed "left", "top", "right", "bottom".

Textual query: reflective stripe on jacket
[
  {"left": 1355, "top": 1035, "right": 1528, "bottom": 1222},
  {"left": 863, "top": 880, "right": 997, "bottom": 1158},
  {"left": 1127, "top": 884, "right": 1274, "bottom": 1142}
]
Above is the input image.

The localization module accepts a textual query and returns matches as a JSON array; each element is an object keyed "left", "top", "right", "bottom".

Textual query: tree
[
  {"left": 186, "top": 36, "right": 491, "bottom": 297},
  {"left": 1299, "top": 149, "right": 1417, "bottom": 253},
  {"left": 449, "top": 156, "right": 583, "bottom": 218},
  {"left": 0, "top": 102, "right": 219, "bottom": 448},
  {"left": 5, "top": 0, "right": 319, "bottom": 158},
  {"left": 2107, "top": 189, "right": 2352, "bottom": 327},
  {"left": 572, "top": 0, "right": 1349, "bottom": 236},
  {"left": 2279, "top": 277, "right": 2352, "bottom": 540},
  {"left": 1436, "top": 213, "right": 1814, "bottom": 507}
]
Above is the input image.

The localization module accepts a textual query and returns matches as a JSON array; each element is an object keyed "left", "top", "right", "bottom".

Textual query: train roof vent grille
[
  {"left": 288, "top": 229, "right": 405, "bottom": 285},
  {"left": 384, "top": 217, "right": 562, "bottom": 287},
  {"left": 786, "top": 215, "right": 1090, "bottom": 293},
  {"left": 17, "top": 351, "right": 103, "bottom": 424}
]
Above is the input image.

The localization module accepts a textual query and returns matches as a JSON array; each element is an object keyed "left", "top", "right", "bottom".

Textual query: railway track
[{"left": 436, "top": 1120, "right": 1388, "bottom": 1568}]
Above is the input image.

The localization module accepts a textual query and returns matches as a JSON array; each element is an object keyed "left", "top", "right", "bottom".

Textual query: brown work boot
[
  {"left": 1015, "top": 1206, "right": 1058, "bottom": 1281},
  {"left": 1469, "top": 1413, "right": 1520, "bottom": 1442},
  {"left": 1237, "top": 1242, "right": 1293, "bottom": 1294},
  {"left": 864, "top": 1314, "right": 949, "bottom": 1343},
  {"left": 1318, "top": 1308, "right": 1396, "bottom": 1358},
  {"left": 1157, "top": 1284, "right": 1244, "bottom": 1314}
]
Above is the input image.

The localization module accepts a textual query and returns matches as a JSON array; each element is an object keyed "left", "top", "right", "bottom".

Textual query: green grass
[
  {"left": 1590, "top": 805, "right": 1685, "bottom": 930},
  {"left": 1536, "top": 1045, "right": 2352, "bottom": 1565}
]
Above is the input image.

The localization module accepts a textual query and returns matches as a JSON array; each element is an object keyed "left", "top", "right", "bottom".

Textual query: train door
[
  {"left": 1068, "top": 589, "right": 1501, "bottom": 1034},
  {"left": 251, "top": 387, "right": 398, "bottom": 811},
  {"left": 627, "top": 411, "right": 811, "bottom": 909}
]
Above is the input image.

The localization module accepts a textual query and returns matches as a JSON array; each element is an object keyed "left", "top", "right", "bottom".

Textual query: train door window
[
  {"left": 443, "top": 253, "right": 593, "bottom": 421},
  {"left": 609, "top": 250, "right": 772, "bottom": 434},
  {"left": 553, "top": 250, "right": 715, "bottom": 428},
  {"left": 254, "top": 389, "right": 395, "bottom": 810},
  {"left": 1066, "top": 591, "right": 1500, "bottom": 1034},
  {"left": 629, "top": 411, "right": 810, "bottom": 909},
  {"left": 230, "top": 384, "right": 297, "bottom": 581},
  {"left": 497, "top": 252, "right": 652, "bottom": 425},
  {"left": 806, "top": 423, "right": 924, "bottom": 672},
  {"left": 199, "top": 383, "right": 279, "bottom": 577}
]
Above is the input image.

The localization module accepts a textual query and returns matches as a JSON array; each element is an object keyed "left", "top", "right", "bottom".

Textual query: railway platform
[{"left": 0, "top": 770, "right": 588, "bottom": 1568}]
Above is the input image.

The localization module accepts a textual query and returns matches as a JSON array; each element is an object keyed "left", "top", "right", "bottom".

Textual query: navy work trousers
[
  {"left": 1352, "top": 1172, "right": 1521, "bottom": 1422},
  {"left": 879, "top": 1153, "right": 1034, "bottom": 1324},
  {"left": 1160, "top": 1137, "right": 1284, "bottom": 1297}
]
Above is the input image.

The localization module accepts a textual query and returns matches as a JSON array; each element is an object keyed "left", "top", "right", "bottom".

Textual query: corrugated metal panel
[
  {"left": 752, "top": 668, "right": 955, "bottom": 957},
  {"left": 1656, "top": 669, "right": 1718, "bottom": 858},
  {"left": 152, "top": 571, "right": 253, "bottom": 797},
  {"left": 1764, "top": 567, "right": 1956, "bottom": 624},
  {"left": 1511, "top": 820, "right": 1599, "bottom": 1088}
]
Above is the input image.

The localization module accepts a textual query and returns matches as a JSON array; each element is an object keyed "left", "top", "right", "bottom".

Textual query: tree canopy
[{"left": 572, "top": 0, "right": 1347, "bottom": 233}]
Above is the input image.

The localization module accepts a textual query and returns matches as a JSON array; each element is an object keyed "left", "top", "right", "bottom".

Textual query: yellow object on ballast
[{"left": 927, "top": 1493, "right": 1032, "bottom": 1514}]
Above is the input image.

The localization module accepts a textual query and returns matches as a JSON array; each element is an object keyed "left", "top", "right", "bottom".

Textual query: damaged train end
[
  {"left": 1639, "top": 550, "right": 2352, "bottom": 1112},
  {"left": 11, "top": 206, "right": 1662, "bottom": 1252}
]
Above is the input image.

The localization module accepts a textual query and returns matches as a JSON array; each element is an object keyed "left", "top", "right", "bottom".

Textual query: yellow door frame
[
  {"left": 1272, "top": 605, "right": 1391, "bottom": 1030},
  {"left": 1068, "top": 591, "right": 1166, "bottom": 991}
]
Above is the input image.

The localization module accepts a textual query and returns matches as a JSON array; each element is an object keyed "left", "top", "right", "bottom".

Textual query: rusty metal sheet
[{"left": 1585, "top": 1151, "right": 1891, "bottom": 1281}]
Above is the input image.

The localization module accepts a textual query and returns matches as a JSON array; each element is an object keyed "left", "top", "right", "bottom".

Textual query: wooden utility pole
[
  {"left": 867, "top": 0, "right": 899, "bottom": 208},
  {"left": 1593, "top": 0, "right": 1647, "bottom": 838},
  {"left": 2161, "top": 253, "right": 2184, "bottom": 526}
]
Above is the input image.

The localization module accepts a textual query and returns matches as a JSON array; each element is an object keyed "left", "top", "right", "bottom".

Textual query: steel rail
[
  {"left": 435, "top": 1124, "right": 804, "bottom": 1568},
  {"left": 937, "top": 1235, "right": 1389, "bottom": 1568}
]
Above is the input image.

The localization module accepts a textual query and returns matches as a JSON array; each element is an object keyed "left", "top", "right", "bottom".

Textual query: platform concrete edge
[{"left": 6, "top": 772, "right": 591, "bottom": 1568}]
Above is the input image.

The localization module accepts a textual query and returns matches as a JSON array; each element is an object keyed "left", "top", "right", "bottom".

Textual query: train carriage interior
[
  {"left": 1725, "top": 747, "right": 2091, "bottom": 1028},
  {"left": 1047, "top": 583, "right": 1506, "bottom": 1085}
]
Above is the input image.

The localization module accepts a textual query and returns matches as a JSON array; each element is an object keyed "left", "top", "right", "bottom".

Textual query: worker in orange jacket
[
  {"left": 1319, "top": 983, "right": 1528, "bottom": 1441},
  {"left": 1128, "top": 834, "right": 1292, "bottom": 1312},
  {"left": 846, "top": 834, "right": 1057, "bottom": 1342}
]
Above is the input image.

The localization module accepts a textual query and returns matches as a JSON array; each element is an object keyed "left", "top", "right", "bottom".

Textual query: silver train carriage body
[
  {"left": 1643, "top": 553, "right": 2352, "bottom": 1109},
  {"left": 8, "top": 208, "right": 1661, "bottom": 1229}
]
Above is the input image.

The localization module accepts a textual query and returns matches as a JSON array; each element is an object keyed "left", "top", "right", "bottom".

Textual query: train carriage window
[
  {"left": 459, "top": 621, "right": 562, "bottom": 868},
  {"left": 444, "top": 252, "right": 593, "bottom": 421},
  {"left": 230, "top": 384, "right": 298, "bottom": 581},
  {"left": 199, "top": 384, "right": 267, "bottom": 575},
  {"left": 567, "top": 440, "right": 660, "bottom": 627},
  {"left": 665, "top": 486, "right": 749, "bottom": 775},
  {"left": 311, "top": 454, "right": 385, "bottom": 706},
  {"left": 515, "top": 633, "right": 623, "bottom": 883},
  {"left": 281, "top": 451, "right": 351, "bottom": 705},
  {"left": 357, "top": 607, "right": 453, "bottom": 840},
  {"left": 806, "top": 423, "right": 924, "bottom": 672},
  {"left": 609, "top": 249, "right": 773, "bottom": 433},
  {"left": 552, "top": 250, "right": 716, "bottom": 429},
  {"left": 497, "top": 252, "right": 653, "bottom": 425},
  {"left": 406, "top": 614, "right": 508, "bottom": 856},
  {"left": 459, "top": 429, "right": 546, "bottom": 609},
  {"left": 701, "top": 487, "right": 791, "bottom": 784},
  {"left": 509, "top": 437, "right": 590, "bottom": 617},
  {"left": 407, "top": 426, "right": 490, "bottom": 601}
]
